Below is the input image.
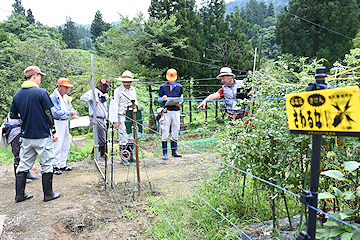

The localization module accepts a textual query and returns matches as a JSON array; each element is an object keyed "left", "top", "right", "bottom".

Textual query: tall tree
[
  {"left": 91, "top": 10, "right": 112, "bottom": 51},
  {"left": 26, "top": 9, "right": 35, "bottom": 24},
  {"left": 12, "top": 0, "right": 25, "bottom": 16},
  {"left": 61, "top": 17, "right": 80, "bottom": 49},
  {"left": 267, "top": 1, "right": 275, "bottom": 18},
  {"left": 276, "top": 0, "right": 360, "bottom": 63},
  {"left": 148, "top": 0, "right": 202, "bottom": 77}
]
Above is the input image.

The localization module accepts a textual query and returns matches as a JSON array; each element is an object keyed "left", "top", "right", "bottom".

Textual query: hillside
[{"left": 226, "top": 0, "right": 288, "bottom": 15}]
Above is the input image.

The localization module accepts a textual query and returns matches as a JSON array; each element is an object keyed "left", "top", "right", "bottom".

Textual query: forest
[{"left": 1, "top": 0, "right": 360, "bottom": 239}]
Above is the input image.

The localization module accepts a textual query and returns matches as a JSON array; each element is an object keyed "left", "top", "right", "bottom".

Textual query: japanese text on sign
[{"left": 285, "top": 86, "right": 360, "bottom": 137}]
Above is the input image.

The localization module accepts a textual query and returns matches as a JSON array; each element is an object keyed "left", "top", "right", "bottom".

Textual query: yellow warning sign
[{"left": 286, "top": 86, "right": 360, "bottom": 136}]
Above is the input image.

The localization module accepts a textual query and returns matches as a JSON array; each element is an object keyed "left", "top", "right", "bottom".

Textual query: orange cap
[
  {"left": 57, "top": 78, "right": 74, "bottom": 87},
  {"left": 166, "top": 68, "right": 177, "bottom": 81}
]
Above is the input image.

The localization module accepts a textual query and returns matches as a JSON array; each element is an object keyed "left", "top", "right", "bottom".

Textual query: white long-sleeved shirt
[
  {"left": 110, "top": 85, "right": 138, "bottom": 123},
  {"left": 80, "top": 88, "right": 108, "bottom": 118}
]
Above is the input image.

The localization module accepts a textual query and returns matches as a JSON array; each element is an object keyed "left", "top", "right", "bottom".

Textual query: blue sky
[{"left": 0, "top": 0, "right": 152, "bottom": 26}]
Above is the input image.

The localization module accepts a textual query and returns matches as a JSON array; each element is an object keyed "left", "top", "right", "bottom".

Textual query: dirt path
[{"left": 0, "top": 153, "right": 219, "bottom": 239}]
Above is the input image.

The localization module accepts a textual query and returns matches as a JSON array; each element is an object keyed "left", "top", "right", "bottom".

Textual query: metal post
[
  {"left": 90, "top": 55, "right": 99, "bottom": 162},
  {"left": 298, "top": 66, "right": 327, "bottom": 240},
  {"left": 111, "top": 80, "right": 114, "bottom": 188},
  {"left": 132, "top": 101, "right": 141, "bottom": 195},
  {"left": 189, "top": 89, "right": 192, "bottom": 123}
]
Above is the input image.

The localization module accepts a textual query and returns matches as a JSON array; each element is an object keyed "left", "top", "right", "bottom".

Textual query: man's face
[
  {"left": 58, "top": 85, "right": 69, "bottom": 95},
  {"left": 123, "top": 81, "right": 131, "bottom": 89},
  {"left": 219, "top": 75, "right": 234, "bottom": 86}
]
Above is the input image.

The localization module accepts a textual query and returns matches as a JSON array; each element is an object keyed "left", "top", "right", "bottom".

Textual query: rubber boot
[
  {"left": 127, "top": 143, "right": 136, "bottom": 163},
  {"left": 99, "top": 144, "right": 106, "bottom": 159},
  {"left": 120, "top": 145, "right": 130, "bottom": 166},
  {"left": 42, "top": 172, "right": 60, "bottom": 202},
  {"left": 162, "top": 141, "right": 168, "bottom": 160},
  {"left": 171, "top": 141, "right": 182, "bottom": 157},
  {"left": 15, "top": 171, "right": 33, "bottom": 202},
  {"left": 27, "top": 171, "right": 39, "bottom": 180},
  {"left": 14, "top": 164, "right": 31, "bottom": 183}
]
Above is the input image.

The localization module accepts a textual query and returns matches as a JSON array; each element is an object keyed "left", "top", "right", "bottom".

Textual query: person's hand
[
  {"left": 96, "top": 100, "right": 99, "bottom": 106},
  {"left": 71, "top": 111, "right": 77, "bottom": 117},
  {"left": 198, "top": 100, "right": 207, "bottom": 109},
  {"left": 175, "top": 102, "right": 181, "bottom": 107},
  {"left": 162, "top": 95, "right": 168, "bottom": 101},
  {"left": 73, "top": 115, "right": 79, "bottom": 120},
  {"left": 114, "top": 122, "right": 120, "bottom": 129},
  {"left": 52, "top": 133, "right": 58, "bottom": 142}
]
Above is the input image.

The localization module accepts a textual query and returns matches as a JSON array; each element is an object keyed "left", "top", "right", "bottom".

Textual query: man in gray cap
[
  {"left": 10, "top": 66, "right": 60, "bottom": 202},
  {"left": 198, "top": 67, "right": 250, "bottom": 121}
]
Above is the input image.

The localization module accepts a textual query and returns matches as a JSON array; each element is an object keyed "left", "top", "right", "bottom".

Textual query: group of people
[{"left": 7, "top": 65, "right": 248, "bottom": 203}]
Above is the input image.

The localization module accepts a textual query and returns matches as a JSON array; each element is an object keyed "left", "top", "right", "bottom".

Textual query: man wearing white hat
[
  {"left": 198, "top": 67, "right": 250, "bottom": 121},
  {"left": 111, "top": 70, "right": 139, "bottom": 166}
]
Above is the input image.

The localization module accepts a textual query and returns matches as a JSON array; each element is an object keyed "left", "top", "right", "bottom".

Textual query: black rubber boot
[
  {"left": 42, "top": 172, "right": 60, "bottom": 202},
  {"left": 162, "top": 141, "right": 168, "bottom": 160},
  {"left": 171, "top": 141, "right": 182, "bottom": 157},
  {"left": 15, "top": 171, "right": 33, "bottom": 202},
  {"left": 120, "top": 145, "right": 130, "bottom": 166},
  {"left": 14, "top": 164, "right": 31, "bottom": 183},
  {"left": 99, "top": 144, "right": 106, "bottom": 159},
  {"left": 127, "top": 143, "right": 136, "bottom": 163}
]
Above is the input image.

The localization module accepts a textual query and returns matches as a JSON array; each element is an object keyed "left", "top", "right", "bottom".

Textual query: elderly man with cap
[
  {"left": 10, "top": 66, "right": 60, "bottom": 202},
  {"left": 198, "top": 67, "right": 250, "bottom": 121},
  {"left": 110, "top": 70, "right": 139, "bottom": 166},
  {"left": 80, "top": 78, "right": 109, "bottom": 158},
  {"left": 158, "top": 68, "right": 183, "bottom": 160},
  {"left": 50, "top": 78, "right": 78, "bottom": 175}
]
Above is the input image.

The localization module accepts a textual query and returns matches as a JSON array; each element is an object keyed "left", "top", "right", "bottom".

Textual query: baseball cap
[
  {"left": 217, "top": 67, "right": 235, "bottom": 78},
  {"left": 24, "top": 66, "right": 46, "bottom": 78},
  {"left": 57, "top": 78, "right": 74, "bottom": 87},
  {"left": 166, "top": 68, "right": 177, "bottom": 81},
  {"left": 98, "top": 78, "right": 109, "bottom": 86}
]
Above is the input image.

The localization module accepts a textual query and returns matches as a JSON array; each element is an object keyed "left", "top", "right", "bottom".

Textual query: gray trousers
[
  {"left": 161, "top": 110, "right": 180, "bottom": 142},
  {"left": 17, "top": 137, "right": 55, "bottom": 174}
]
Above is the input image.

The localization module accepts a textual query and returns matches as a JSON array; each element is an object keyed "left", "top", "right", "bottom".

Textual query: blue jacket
[
  {"left": 50, "top": 91, "right": 75, "bottom": 119},
  {"left": 158, "top": 82, "right": 183, "bottom": 111}
]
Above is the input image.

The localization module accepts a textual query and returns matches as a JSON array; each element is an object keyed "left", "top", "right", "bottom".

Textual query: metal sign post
[{"left": 286, "top": 67, "right": 360, "bottom": 239}]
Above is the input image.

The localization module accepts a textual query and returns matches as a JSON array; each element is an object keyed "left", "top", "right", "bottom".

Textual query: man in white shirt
[{"left": 110, "top": 70, "right": 138, "bottom": 166}]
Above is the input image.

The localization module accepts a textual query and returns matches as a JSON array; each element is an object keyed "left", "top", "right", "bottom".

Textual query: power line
[{"left": 285, "top": 10, "right": 353, "bottom": 40}]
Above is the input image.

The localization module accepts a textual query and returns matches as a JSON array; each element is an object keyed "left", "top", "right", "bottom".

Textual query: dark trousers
[{"left": 11, "top": 134, "right": 21, "bottom": 165}]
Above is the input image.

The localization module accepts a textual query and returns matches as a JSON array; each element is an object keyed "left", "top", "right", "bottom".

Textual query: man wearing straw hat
[
  {"left": 111, "top": 70, "right": 139, "bottom": 166},
  {"left": 50, "top": 78, "right": 78, "bottom": 175},
  {"left": 158, "top": 68, "right": 183, "bottom": 160},
  {"left": 198, "top": 67, "right": 250, "bottom": 121}
]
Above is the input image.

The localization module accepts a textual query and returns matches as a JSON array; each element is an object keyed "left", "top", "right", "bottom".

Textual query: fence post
[
  {"left": 189, "top": 88, "right": 192, "bottom": 123},
  {"left": 132, "top": 101, "right": 141, "bottom": 195},
  {"left": 298, "top": 66, "right": 327, "bottom": 240}
]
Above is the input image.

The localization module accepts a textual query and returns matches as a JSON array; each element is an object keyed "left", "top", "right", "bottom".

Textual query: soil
[{"left": 0, "top": 152, "right": 219, "bottom": 240}]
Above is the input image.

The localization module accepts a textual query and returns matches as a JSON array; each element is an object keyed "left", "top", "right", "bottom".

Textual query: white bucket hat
[
  {"left": 217, "top": 67, "right": 235, "bottom": 78},
  {"left": 115, "top": 70, "right": 139, "bottom": 81}
]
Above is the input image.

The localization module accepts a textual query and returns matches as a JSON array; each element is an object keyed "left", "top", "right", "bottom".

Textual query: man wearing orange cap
[
  {"left": 158, "top": 68, "right": 183, "bottom": 160},
  {"left": 50, "top": 78, "right": 78, "bottom": 175}
]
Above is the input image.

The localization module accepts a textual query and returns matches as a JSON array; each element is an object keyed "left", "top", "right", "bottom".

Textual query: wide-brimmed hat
[
  {"left": 115, "top": 70, "right": 139, "bottom": 82},
  {"left": 217, "top": 67, "right": 235, "bottom": 78},
  {"left": 24, "top": 66, "right": 46, "bottom": 79},
  {"left": 166, "top": 68, "right": 177, "bottom": 81},
  {"left": 57, "top": 78, "right": 74, "bottom": 87}
]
